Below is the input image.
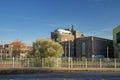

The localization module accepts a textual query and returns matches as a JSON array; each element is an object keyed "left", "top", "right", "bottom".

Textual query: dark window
[
  {"left": 117, "top": 32, "right": 120, "bottom": 43},
  {"left": 2, "top": 50, "right": 4, "bottom": 53},
  {"left": 82, "top": 42, "right": 86, "bottom": 56}
]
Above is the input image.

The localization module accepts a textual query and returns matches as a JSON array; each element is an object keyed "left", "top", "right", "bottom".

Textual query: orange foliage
[
  {"left": 10, "top": 41, "right": 26, "bottom": 57},
  {"left": 11, "top": 41, "right": 25, "bottom": 48}
]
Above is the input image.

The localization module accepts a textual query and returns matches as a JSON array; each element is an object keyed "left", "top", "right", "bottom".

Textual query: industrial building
[
  {"left": 51, "top": 26, "right": 84, "bottom": 57},
  {"left": 51, "top": 26, "right": 114, "bottom": 58},
  {"left": 113, "top": 25, "right": 120, "bottom": 58},
  {"left": 76, "top": 36, "right": 114, "bottom": 58}
]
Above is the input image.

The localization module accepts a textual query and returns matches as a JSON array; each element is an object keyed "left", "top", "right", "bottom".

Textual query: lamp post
[
  {"left": 107, "top": 46, "right": 109, "bottom": 59},
  {"left": 68, "top": 33, "right": 71, "bottom": 68},
  {"left": 68, "top": 34, "right": 70, "bottom": 58},
  {"left": 10, "top": 45, "right": 13, "bottom": 58},
  {"left": 64, "top": 45, "right": 66, "bottom": 57}
]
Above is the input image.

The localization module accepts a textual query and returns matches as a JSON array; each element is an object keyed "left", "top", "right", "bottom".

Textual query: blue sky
[{"left": 0, "top": 0, "right": 120, "bottom": 45}]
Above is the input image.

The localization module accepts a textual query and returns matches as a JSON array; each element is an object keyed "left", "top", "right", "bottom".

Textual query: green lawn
[
  {"left": 0, "top": 59, "right": 120, "bottom": 68},
  {"left": 62, "top": 61, "right": 120, "bottom": 66},
  {"left": 0, "top": 59, "right": 21, "bottom": 64}
]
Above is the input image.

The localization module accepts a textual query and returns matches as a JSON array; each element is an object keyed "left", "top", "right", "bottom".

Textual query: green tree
[
  {"left": 26, "top": 39, "right": 63, "bottom": 67},
  {"left": 28, "top": 39, "right": 63, "bottom": 58}
]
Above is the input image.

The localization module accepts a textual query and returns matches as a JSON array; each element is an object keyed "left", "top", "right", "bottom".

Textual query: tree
[
  {"left": 26, "top": 39, "right": 63, "bottom": 67},
  {"left": 28, "top": 39, "right": 63, "bottom": 58},
  {"left": 10, "top": 40, "right": 25, "bottom": 57}
]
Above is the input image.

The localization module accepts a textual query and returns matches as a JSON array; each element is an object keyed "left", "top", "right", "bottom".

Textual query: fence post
[
  {"left": 59, "top": 58, "right": 61, "bottom": 68},
  {"left": 68, "top": 57, "right": 71, "bottom": 68},
  {"left": 1, "top": 56, "right": 2, "bottom": 60},
  {"left": 100, "top": 58, "right": 102, "bottom": 68},
  {"left": 86, "top": 58, "right": 87, "bottom": 68},
  {"left": 48, "top": 58, "right": 50, "bottom": 68},
  {"left": 13, "top": 57, "right": 14, "bottom": 68},
  {"left": 28, "top": 58, "right": 29, "bottom": 68},
  {"left": 114, "top": 58, "right": 116, "bottom": 68},
  {"left": 56, "top": 58, "right": 58, "bottom": 68},
  {"left": 42, "top": 58, "right": 44, "bottom": 68},
  {"left": 71, "top": 58, "right": 73, "bottom": 68}
]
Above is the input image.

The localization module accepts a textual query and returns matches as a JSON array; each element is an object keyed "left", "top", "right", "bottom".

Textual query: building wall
[
  {"left": 93, "top": 37, "right": 114, "bottom": 58},
  {"left": 113, "top": 25, "right": 120, "bottom": 58},
  {"left": 76, "top": 37, "right": 92, "bottom": 58},
  {"left": 76, "top": 37, "right": 114, "bottom": 58},
  {"left": 61, "top": 41, "right": 74, "bottom": 57}
]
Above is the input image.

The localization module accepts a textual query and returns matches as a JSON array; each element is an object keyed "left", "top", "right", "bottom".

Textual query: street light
[
  {"left": 68, "top": 34, "right": 70, "bottom": 58},
  {"left": 68, "top": 33, "right": 71, "bottom": 68},
  {"left": 64, "top": 42, "right": 67, "bottom": 57},
  {"left": 107, "top": 46, "right": 109, "bottom": 58},
  {"left": 10, "top": 44, "right": 13, "bottom": 58}
]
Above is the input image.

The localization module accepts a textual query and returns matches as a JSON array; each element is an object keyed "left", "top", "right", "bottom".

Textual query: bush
[{"left": 22, "top": 57, "right": 61, "bottom": 68}]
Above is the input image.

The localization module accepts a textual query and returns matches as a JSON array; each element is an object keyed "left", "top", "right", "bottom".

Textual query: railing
[{"left": 0, "top": 57, "right": 120, "bottom": 69}]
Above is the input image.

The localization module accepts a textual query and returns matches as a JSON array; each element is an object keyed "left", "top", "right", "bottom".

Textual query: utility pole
[{"left": 92, "top": 36, "right": 94, "bottom": 56}]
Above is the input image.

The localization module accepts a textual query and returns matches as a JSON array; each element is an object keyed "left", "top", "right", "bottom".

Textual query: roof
[
  {"left": 55, "top": 28, "right": 72, "bottom": 34},
  {"left": 77, "top": 36, "right": 113, "bottom": 41}
]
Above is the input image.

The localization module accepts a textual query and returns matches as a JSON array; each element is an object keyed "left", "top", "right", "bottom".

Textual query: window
[
  {"left": 0, "top": 45, "right": 3, "bottom": 48},
  {"left": 117, "top": 32, "right": 120, "bottom": 43},
  {"left": 82, "top": 42, "right": 86, "bottom": 56}
]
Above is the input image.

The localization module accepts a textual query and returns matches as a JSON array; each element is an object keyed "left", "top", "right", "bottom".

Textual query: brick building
[
  {"left": 51, "top": 26, "right": 84, "bottom": 57},
  {"left": 51, "top": 26, "right": 114, "bottom": 58},
  {"left": 76, "top": 36, "right": 114, "bottom": 58}
]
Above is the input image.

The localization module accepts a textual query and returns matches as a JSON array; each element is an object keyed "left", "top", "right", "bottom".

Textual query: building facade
[
  {"left": 0, "top": 43, "right": 32, "bottom": 58},
  {"left": 76, "top": 36, "right": 114, "bottom": 58},
  {"left": 51, "top": 26, "right": 114, "bottom": 58},
  {"left": 51, "top": 26, "right": 84, "bottom": 57},
  {"left": 113, "top": 25, "right": 120, "bottom": 58},
  {"left": 0, "top": 44, "right": 13, "bottom": 58}
]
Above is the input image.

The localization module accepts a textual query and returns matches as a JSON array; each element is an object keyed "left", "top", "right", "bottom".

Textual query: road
[{"left": 0, "top": 72, "right": 120, "bottom": 80}]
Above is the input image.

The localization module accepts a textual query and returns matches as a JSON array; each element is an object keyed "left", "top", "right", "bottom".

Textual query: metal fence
[{"left": 0, "top": 57, "right": 120, "bottom": 69}]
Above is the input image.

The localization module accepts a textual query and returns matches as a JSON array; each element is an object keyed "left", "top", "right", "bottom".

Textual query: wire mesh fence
[{"left": 0, "top": 57, "right": 120, "bottom": 69}]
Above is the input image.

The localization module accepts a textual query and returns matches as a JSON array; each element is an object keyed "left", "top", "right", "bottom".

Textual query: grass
[
  {"left": 62, "top": 61, "right": 120, "bottom": 67},
  {"left": 0, "top": 59, "right": 21, "bottom": 64},
  {"left": 0, "top": 59, "right": 120, "bottom": 68}
]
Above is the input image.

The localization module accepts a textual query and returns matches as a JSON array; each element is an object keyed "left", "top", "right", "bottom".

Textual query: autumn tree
[{"left": 10, "top": 40, "right": 25, "bottom": 57}]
